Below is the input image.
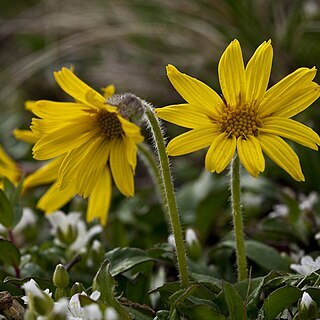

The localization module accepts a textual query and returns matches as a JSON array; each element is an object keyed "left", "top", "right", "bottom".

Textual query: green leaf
[
  {"left": 223, "top": 282, "right": 246, "bottom": 320},
  {"left": 0, "top": 239, "right": 20, "bottom": 267},
  {"left": 0, "top": 189, "right": 14, "bottom": 228},
  {"left": 246, "top": 240, "right": 290, "bottom": 271},
  {"left": 263, "top": 286, "right": 302, "bottom": 320},
  {"left": 105, "top": 247, "right": 154, "bottom": 276},
  {"left": 92, "top": 260, "right": 131, "bottom": 320}
]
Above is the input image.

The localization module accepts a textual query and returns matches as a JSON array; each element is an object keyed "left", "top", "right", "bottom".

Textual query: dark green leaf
[
  {"left": 105, "top": 247, "right": 154, "bottom": 276},
  {"left": 223, "top": 282, "right": 246, "bottom": 320},
  {"left": 0, "top": 189, "right": 14, "bottom": 228},
  {"left": 0, "top": 239, "right": 20, "bottom": 267},
  {"left": 263, "top": 286, "right": 302, "bottom": 320},
  {"left": 246, "top": 240, "right": 290, "bottom": 271},
  {"left": 92, "top": 260, "right": 131, "bottom": 320}
]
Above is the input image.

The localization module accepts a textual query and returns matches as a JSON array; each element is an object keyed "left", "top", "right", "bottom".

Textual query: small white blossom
[
  {"left": 68, "top": 291, "right": 101, "bottom": 320},
  {"left": 299, "top": 192, "right": 318, "bottom": 211},
  {"left": 268, "top": 204, "right": 289, "bottom": 219},
  {"left": 301, "top": 292, "right": 313, "bottom": 308},
  {"left": 22, "top": 279, "right": 52, "bottom": 302},
  {"left": 104, "top": 307, "right": 118, "bottom": 320},
  {"left": 291, "top": 256, "right": 320, "bottom": 275},
  {"left": 0, "top": 207, "right": 37, "bottom": 235},
  {"left": 185, "top": 229, "right": 198, "bottom": 246},
  {"left": 46, "top": 211, "right": 102, "bottom": 253},
  {"left": 167, "top": 234, "right": 176, "bottom": 249}
]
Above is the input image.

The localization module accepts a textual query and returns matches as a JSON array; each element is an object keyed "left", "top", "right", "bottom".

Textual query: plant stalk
[
  {"left": 144, "top": 104, "right": 189, "bottom": 288},
  {"left": 230, "top": 155, "right": 247, "bottom": 281}
]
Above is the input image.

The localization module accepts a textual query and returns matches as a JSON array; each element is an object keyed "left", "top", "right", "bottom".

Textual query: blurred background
[{"left": 1, "top": 0, "right": 320, "bottom": 280}]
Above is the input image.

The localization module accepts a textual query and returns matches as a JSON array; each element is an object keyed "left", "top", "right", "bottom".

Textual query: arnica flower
[
  {"left": 0, "top": 145, "right": 20, "bottom": 186},
  {"left": 23, "top": 68, "right": 143, "bottom": 225},
  {"left": 156, "top": 40, "right": 320, "bottom": 181}
]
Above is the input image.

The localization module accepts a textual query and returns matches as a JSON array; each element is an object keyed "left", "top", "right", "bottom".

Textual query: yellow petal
[
  {"left": 75, "top": 139, "right": 111, "bottom": 198},
  {"left": 31, "top": 118, "right": 65, "bottom": 136},
  {"left": 110, "top": 139, "right": 134, "bottom": 197},
  {"left": 245, "top": 40, "right": 273, "bottom": 107},
  {"left": 87, "top": 167, "right": 112, "bottom": 226},
  {"left": 32, "top": 101, "right": 86, "bottom": 119},
  {"left": 57, "top": 141, "right": 93, "bottom": 191},
  {"left": 37, "top": 181, "right": 75, "bottom": 213},
  {"left": 101, "top": 84, "right": 115, "bottom": 99},
  {"left": 54, "top": 67, "right": 105, "bottom": 106},
  {"left": 155, "top": 104, "right": 213, "bottom": 128},
  {"left": 124, "top": 138, "right": 138, "bottom": 171},
  {"left": 218, "top": 39, "right": 246, "bottom": 107},
  {"left": 0, "top": 145, "right": 20, "bottom": 183},
  {"left": 118, "top": 116, "right": 144, "bottom": 143},
  {"left": 237, "top": 136, "right": 265, "bottom": 177},
  {"left": 260, "top": 117, "right": 320, "bottom": 150},
  {"left": 33, "top": 117, "right": 96, "bottom": 160},
  {"left": 271, "top": 83, "right": 320, "bottom": 118},
  {"left": 24, "top": 157, "right": 63, "bottom": 189},
  {"left": 167, "top": 125, "right": 220, "bottom": 156},
  {"left": 13, "top": 129, "right": 38, "bottom": 144},
  {"left": 258, "top": 67, "right": 318, "bottom": 118},
  {"left": 25, "top": 101, "right": 37, "bottom": 111},
  {"left": 166, "top": 64, "right": 224, "bottom": 120},
  {"left": 259, "top": 134, "right": 304, "bottom": 181},
  {"left": 205, "top": 133, "right": 236, "bottom": 173}
]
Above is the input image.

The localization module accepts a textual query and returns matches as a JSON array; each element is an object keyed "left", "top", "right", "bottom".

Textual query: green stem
[
  {"left": 144, "top": 104, "right": 189, "bottom": 288},
  {"left": 137, "top": 143, "right": 165, "bottom": 203},
  {"left": 230, "top": 155, "right": 247, "bottom": 281}
]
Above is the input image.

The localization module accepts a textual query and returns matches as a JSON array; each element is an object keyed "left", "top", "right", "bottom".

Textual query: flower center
[
  {"left": 220, "top": 106, "right": 262, "bottom": 138},
  {"left": 96, "top": 110, "right": 123, "bottom": 139}
]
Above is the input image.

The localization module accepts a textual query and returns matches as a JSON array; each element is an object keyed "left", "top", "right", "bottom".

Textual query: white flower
[
  {"left": 46, "top": 211, "right": 102, "bottom": 253},
  {"left": 0, "top": 207, "right": 37, "bottom": 235},
  {"left": 68, "top": 291, "right": 101, "bottom": 320},
  {"left": 291, "top": 256, "right": 320, "bottom": 275},
  {"left": 104, "top": 307, "right": 118, "bottom": 320},
  {"left": 22, "top": 279, "right": 52, "bottom": 304},
  {"left": 185, "top": 229, "right": 198, "bottom": 246},
  {"left": 268, "top": 204, "right": 289, "bottom": 219},
  {"left": 299, "top": 191, "right": 318, "bottom": 211},
  {"left": 300, "top": 292, "right": 313, "bottom": 308},
  {"left": 167, "top": 234, "right": 176, "bottom": 249},
  {"left": 70, "top": 222, "right": 102, "bottom": 254}
]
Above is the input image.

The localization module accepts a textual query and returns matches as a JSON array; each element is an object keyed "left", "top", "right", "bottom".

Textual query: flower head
[
  {"left": 22, "top": 68, "right": 144, "bottom": 225},
  {"left": 156, "top": 40, "right": 320, "bottom": 180}
]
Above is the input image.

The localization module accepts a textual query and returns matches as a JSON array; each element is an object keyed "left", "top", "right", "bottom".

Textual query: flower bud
[
  {"left": 185, "top": 228, "right": 201, "bottom": 261},
  {"left": 70, "top": 282, "right": 86, "bottom": 296},
  {"left": 298, "top": 292, "right": 318, "bottom": 320},
  {"left": 53, "top": 264, "right": 69, "bottom": 289},
  {"left": 107, "top": 93, "right": 145, "bottom": 123}
]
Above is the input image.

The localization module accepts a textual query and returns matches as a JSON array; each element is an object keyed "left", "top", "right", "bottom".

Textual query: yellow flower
[
  {"left": 156, "top": 40, "right": 320, "bottom": 181},
  {"left": 25, "top": 68, "right": 143, "bottom": 225},
  {"left": 0, "top": 145, "right": 20, "bottom": 186}
]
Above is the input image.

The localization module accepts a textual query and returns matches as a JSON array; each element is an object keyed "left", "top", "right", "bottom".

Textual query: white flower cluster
[{"left": 22, "top": 279, "right": 118, "bottom": 320}]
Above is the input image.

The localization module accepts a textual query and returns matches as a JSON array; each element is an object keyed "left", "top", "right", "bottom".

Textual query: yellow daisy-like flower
[
  {"left": 26, "top": 68, "right": 143, "bottom": 225},
  {"left": 156, "top": 40, "right": 320, "bottom": 181},
  {"left": 0, "top": 145, "right": 20, "bottom": 186}
]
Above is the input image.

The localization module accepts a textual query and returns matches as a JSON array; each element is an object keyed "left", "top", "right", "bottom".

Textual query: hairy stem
[
  {"left": 144, "top": 104, "right": 189, "bottom": 288},
  {"left": 230, "top": 155, "right": 247, "bottom": 281}
]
